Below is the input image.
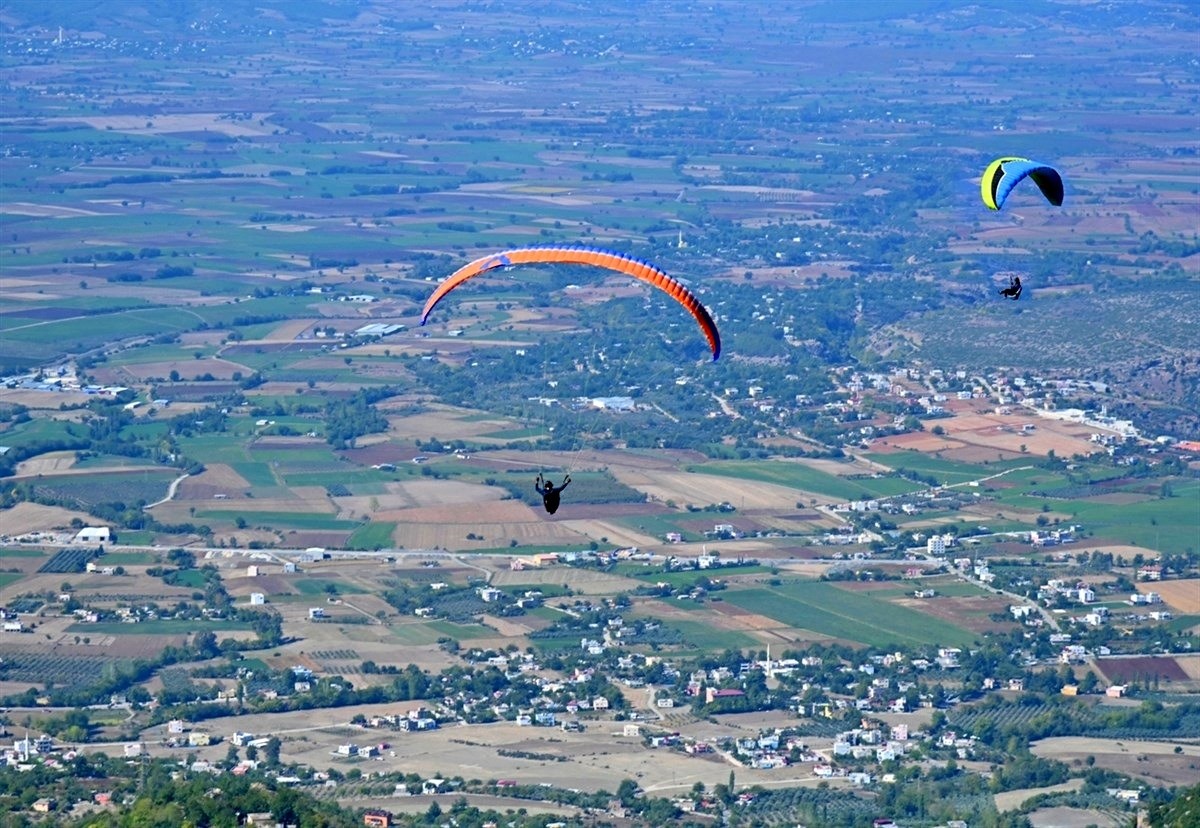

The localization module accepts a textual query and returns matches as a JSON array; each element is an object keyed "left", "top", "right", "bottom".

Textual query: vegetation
[{"left": 0, "top": 1, "right": 1196, "bottom": 826}]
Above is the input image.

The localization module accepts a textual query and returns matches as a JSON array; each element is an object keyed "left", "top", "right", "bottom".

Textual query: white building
[
  {"left": 927, "top": 535, "right": 948, "bottom": 556},
  {"left": 74, "top": 526, "right": 111, "bottom": 544},
  {"left": 589, "top": 396, "right": 636, "bottom": 411}
]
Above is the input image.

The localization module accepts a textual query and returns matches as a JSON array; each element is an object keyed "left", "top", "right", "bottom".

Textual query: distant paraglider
[
  {"left": 420, "top": 244, "right": 722, "bottom": 360},
  {"left": 980, "top": 157, "right": 1064, "bottom": 211},
  {"left": 998, "top": 275, "right": 1023, "bottom": 300}
]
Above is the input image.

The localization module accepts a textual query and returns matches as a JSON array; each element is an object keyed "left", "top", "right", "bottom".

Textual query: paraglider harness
[
  {"left": 999, "top": 276, "right": 1022, "bottom": 300},
  {"left": 535, "top": 472, "right": 570, "bottom": 515}
]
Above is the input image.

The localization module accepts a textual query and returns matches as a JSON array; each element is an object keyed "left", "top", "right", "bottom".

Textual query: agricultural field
[
  {"left": 683, "top": 460, "right": 924, "bottom": 503},
  {"left": 721, "top": 579, "right": 978, "bottom": 649},
  {"left": 167, "top": 704, "right": 856, "bottom": 799},
  {"left": 0, "top": 1, "right": 1197, "bottom": 823},
  {"left": 1031, "top": 736, "right": 1200, "bottom": 787},
  {"left": 0, "top": 651, "right": 120, "bottom": 689},
  {"left": 870, "top": 404, "right": 1109, "bottom": 463}
]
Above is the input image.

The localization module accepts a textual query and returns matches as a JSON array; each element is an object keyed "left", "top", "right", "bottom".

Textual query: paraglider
[
  {"left": 980, "top": 157, "right": 1064, "bottom": 211},
  {"left": 535, "top": 473, "right": 570, "bottom": 515},
  {"left": 419, "top": 245, "right": 722, "bottom": 360},
  {"left": 998, "top": 275, "right": 1023, "bottom": 300}
]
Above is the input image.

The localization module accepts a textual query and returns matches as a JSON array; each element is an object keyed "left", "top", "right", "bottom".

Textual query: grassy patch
[
  {"left": 988, "top": 478, "right": 1199, "bottom": 555},
  {"left": 1165, "top": 615, "right": 1200, "bottom": 634},
  {"left": 724, "top": 580, "right": 977, "bottom": 649},
  {"left": 0, "top": 418, "right": 81, "bottom": 449},
  {"left": 65, "top": 619, "right": 251, "bottom": 635},
  {"left": 865, "top": 451, "right": 1026, "bottom": 485},
  {"left": 923, "top": 579, "right": 993, "bottom": 597},
  {"left": 529, "top": 630, "right": 584, "bottom": 652},
  {"left": 669, "top": 619, "right": 759, "bottom": 651},
  {"left": 113, "top": 530, "right": 157, "bottom": 546},
  {"left": 28, "top": 470, "right": 177, "bottom": 508},
  {"left": 293, "top": 579, "right": 367, "bottom": 596},
  {"left": 0, "top": 547, "right": 47, "bottom": 558},
  {"left": 228, "top": 462, "right": 280, "bottom": 488},
  {"left": 282, "top": 470, "right": 397, "bottom": 487},
  {"left": 390, "top": 623, "right": 444, "bottom": 646},
  {"left": 167, "top": 570, "right": 208, "bottom": 588},
  {"left": 426, "top": 619, "right": 493, "bottom": 640},
  {"left": 686, "top": 460, "right": 924, "bottom": 501},
  {"left": 196, "top": 510, "right": 359, "bottom": 531},
  {"left": 101, "top": 552, "right": 157, "bottom": 566},
  {"left": 629, "top": 566, "right": 772, "bottom": 589},
  {"left": 611, "top": 513, "right": 700, "bottom": 539},
  {"left": 346, "top": 522, "right": 396, "bottom": 551}
]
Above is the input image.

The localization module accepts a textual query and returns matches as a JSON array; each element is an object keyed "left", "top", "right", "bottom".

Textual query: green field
[
  {"left": 2, "top": 306, "right": 209, "bottom": 350},
  {"left": 924, "top": 580, "right": 992, "bottom": 598},
  {"left": 627, "top": 566, "right": 772, "bottom": 589},
  {"left": 197, "top": 510, "right": 360, "bottom": 531},
  {"left": 293, "top": 579, "right": 367, "bottom": 596},
  {"left": 345, "top": 522, "right": 397, "bottom": 551},
  {"left": 281, "top": 470, "right": 399, "bottom": 487},
  {"left": 112, "top": 530, "right": 157, "bottom": 546},
  {"left": 65, "top": 620, "right": 251, "bottom": 635},
  {"left": 723, "top": 580, "right": 977, "bottom": 649},
  {"left": 865, "top": 451, "right": 1028, "bottom": 485},
  {"left": 0, "top": 418, "right": 81, "bottom": 449},
  {"left": 987, "top": 477, "right": 1200, "bottom": 555},
  {"left": 27, "top": 470, "right": 177, "bottom": 508},
  {"left": 0, "top": 547, "right": 47, "bottom": 558},
  {"left": 670, "top": 618, "right": 759, "bottom": 651},
  {"left": 168, "top": 570, "right": 208, "bottom": 588},
  {"left": 390, "top": 623, "right": 445, "bottom": 646},
  {"left": 686, "top": 460, "right": 924, "bottom": 501},
  {"left": 101, "top": 552, "right": 157, "bottom": 566},
  {"left": 1048, "top": 484, "right": 1200, "bottom": 555},
  {"left": 611, "top": 513, "right": 700, "bottom": 539},
  {"left": 426, "top": 619, "right": 494, "bottom": 641},
  {"left": 229, "top": 463, "right": 283, "bottom": 488},
  {"left": 1165, "top": 615, "right": 1200, "bottom": 634},
  {"left": 528, "top": 630, "right": 585, "bottom": 652}
]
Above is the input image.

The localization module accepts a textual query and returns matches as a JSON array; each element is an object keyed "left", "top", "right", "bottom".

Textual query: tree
[
  {"left": 617, "top": 778, "right": 640, "bottom": 806},
  {"left": 263, "top": 736, "right": 281, "bottom": 766},
  {"left": 193, "top": 630, "right": 219, "bottom": 659}
]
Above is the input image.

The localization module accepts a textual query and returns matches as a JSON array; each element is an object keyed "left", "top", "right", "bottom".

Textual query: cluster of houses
[
  {"left": 713, "top": 716, "right": 980, "bottom": 781},
  {"left": 1028, "top": 526, "right": 1078, "bottom": 548},
  {"left": 510, "top": 547, "right": 658, "bottom": 571},
  {"left": 359, "top": 708, "right": 439, "bottom": 733},
  {"left": 4, "top": 733, "right": 55, "bottom": 765},
  {"left": 0, "top": 363, "right": 127, "bottom": 398},
  {"left": 1039, "top": 578, "right": 1100, "bottom": 605}
]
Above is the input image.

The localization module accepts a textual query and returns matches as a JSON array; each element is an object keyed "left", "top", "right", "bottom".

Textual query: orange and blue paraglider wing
[{"left": 420, "top": 245, "right": 721, "bottom": 360}]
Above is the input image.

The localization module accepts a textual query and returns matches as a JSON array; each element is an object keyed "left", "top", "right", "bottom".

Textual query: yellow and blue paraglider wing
[{"left": 981, "top": 157, "right": 1063, "bottom": 210}]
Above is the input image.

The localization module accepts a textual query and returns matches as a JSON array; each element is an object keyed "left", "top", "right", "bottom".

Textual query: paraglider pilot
[
  {"left": 999, "top": 276, "right": 1023, "bottom": 300},
  {"left": 535, "top": 473, "right": 570, "bottom": 515}
]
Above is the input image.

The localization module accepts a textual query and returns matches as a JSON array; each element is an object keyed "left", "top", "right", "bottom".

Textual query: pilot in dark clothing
[{"left": 535, "top": 473, "right": 570, "bottom": 515}]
